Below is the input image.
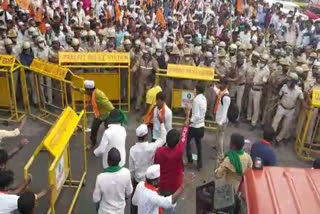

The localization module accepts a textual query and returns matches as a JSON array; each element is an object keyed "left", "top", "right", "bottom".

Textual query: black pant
[
  {"left": 186, "top": 127, "right": 204, "bottom": 168},
  {"left": 90, "top": 118, "right": 107, "bottom": 146}
]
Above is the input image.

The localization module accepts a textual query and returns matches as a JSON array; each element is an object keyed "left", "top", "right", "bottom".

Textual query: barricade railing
[
  {"left": 0, "top": 55, "right": 28, "bottom": 123},
  {"left": 58, "top": 52, "right": 131, "bottom": 112},
  {"left": 295, "top": 85, "right": 320, "bottom": 160},
  {"left": 24, "top": 107, "right": 87, "bottom": 214},
  {"left": 156, "top": 64, "right": 218, "bottom": 130},
  {"left": 28, "top": 58, "right": 86, "bottom": 126}
]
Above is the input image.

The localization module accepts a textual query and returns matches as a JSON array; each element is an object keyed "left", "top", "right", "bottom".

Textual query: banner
[
  {"left": 59, "top": 52, "right": 130, "bottom": 64},
  {"left": 17, "top": 0, "right": 30, "bottom": 10},
  {"left": 30, "top": 58, "right": 68, "bottom": 81},
  {"left": 167, "top": 64, "right": 214, "bottom": 80},
  {"left": 0, "top": 55, "right": 15, "bottom": 67},
  {"left": 181, "top": 90, "right": 194, "bottom": 108}
]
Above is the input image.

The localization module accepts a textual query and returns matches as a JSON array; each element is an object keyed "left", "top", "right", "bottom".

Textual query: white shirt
[
  {"left": 0, "top": 128, "right": 20, "bottom": 144},
  {"left": 93, "top": 168, "right": 133, "bottom": 214},
  {"left": 94, "top": 124, "right": 126, "bottom": 169},
  {"left": 214, "top": 86, "right": 231, "bottom": 126},
  {"left": 190, "top": 94, "right": 207, "bottom": 128},
  {"left": 153, "top": 105, "right": 172, "bottom": 140},
  {"left": 129, "top": 124, "right": 167, "bottom": 182},
  {"left": 0, "top": 193, "right": 19, "bottom": 214},
  {"left": 132, "top": 181, "right": 174, "bottom": 214}
]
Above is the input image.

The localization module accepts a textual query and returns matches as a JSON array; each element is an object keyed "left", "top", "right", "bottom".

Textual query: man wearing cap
[
  {"left": 247, "top": 54, "right": 270, "bottom": 129},
  {"left": 227, "top": 44, "right": 237, "bottom": 66},
  {"left": 132, "top": 164, "right": 193, "bottom": 214},
  {"left": 86, "top": 30, "right": 100, "bottom": 51},
  {"left": 227, "top": 52, "right": 247, "bottom": 118},
  {"left": 129, "top": 117, "right": 167, "bottom": 214},
  {"left": 262, "top": 58, "right": 290, "bottom": 125},
  {"left": 272, "top": 72, "right": 306, "bottom": 145},
  {"left": 132, "top": 47, "right": 159, "bottom": 111},
  {"left": 75, "top": 80, "right": 114, "bottom": 149},
  {"left": 94, "top": 109, "right": 128, "bottom": 169},
  {"left": 35, "top": 36, "right": 53, "bottom": 106},
  {"left": 215, "top": 49, "right": 230, "bottom": 78},
  {"left": 154, "top": 107, "right": 190, "bottom": 214},
  {"left": 243, "top": 51, "right": 260, "bottom": 120},
  {"left": 20, "top": 41, "right": 37, "bottom": 105},
  {"left": 48, "top": 37, "right": 61, "bottom": 64},
  {"left": 93, "top": 148, "right": 133, "bottom": 214}
]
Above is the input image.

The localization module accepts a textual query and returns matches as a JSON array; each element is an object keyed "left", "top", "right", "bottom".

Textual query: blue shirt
[
  {"left": 19, "top": 51, "right": 34, "bottom": 66},
  {"left": 250, "top": 140, "right": 277, "bottom": 166}
]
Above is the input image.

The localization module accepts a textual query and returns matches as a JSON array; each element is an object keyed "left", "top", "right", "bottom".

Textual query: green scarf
[
  {"left": 226, "top": 149, "right": 244, "bottom": 175},
  {"left": 104, "top": 165, "right": 123, "bottom": 173}
]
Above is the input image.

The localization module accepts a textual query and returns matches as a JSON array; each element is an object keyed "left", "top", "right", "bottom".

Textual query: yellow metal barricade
[
  {"left": 28, "top": 58, "right": 85, "bottom": 125},
  {"left": 0, "top": 55, "right": 28, "bottom": 122},
  {"left": 58, "top": 52, "right": 131, "bottom": 112},
  {"left": 24, "top": 107, "right": 87, "bottom": 214},
  {"left": 295, "top": 85, "right": 320, "bottom": 160},
  {"left": 156, "top": 64, "right": 218, "bottom": 130}
]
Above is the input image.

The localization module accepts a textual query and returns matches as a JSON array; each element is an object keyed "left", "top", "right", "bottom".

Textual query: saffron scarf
[
  {"left": 144, "top": 105, "right": 166, "bottom": 125},
  {"left": 91, "top": 89, "right": 99, "bottom": 118},
  {"left": 213, "top": 88, "right": 228, "bottom": 113},
  {"left": 144, "top": 182, "right": 163, "bottom": 214},
  {"left": 104, "top": 165, "right": 123, "bottom": 173},
  {"left": 226, "top": 149, "right": 244, "bottom": 175},
  {"left": 260, "top": 139, "right": 271, "bottom": 146}
]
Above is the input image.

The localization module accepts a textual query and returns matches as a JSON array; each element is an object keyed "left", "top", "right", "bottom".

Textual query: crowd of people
[{"left": 1, "top": 0, "right": 320, "bottom": 213}]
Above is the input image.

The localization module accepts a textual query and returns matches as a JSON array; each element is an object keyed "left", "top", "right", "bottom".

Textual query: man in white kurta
[
  {"left": 94, "top": 110, "right": 127, "bottom": 169},
  {"left": 93, "top": 148, "right": 133, "bottom": 214},
  {"left": 132, "top": 165, "right": 175, "bottom": 214}
]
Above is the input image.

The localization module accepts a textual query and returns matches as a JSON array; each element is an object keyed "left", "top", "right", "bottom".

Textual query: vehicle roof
[{"left": 242, "top": 167, "right": 320, "bottom": 214}]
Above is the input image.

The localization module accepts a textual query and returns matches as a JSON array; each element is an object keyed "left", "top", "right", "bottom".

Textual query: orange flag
[
  {"left": 156, "top": 8, "right": 166, "bottom": 28},
  {"left": 35, "top": 8, "right": 42, "bottom": 22},
  {"left": 115, "top": 0, "right": 121, "bottom": 21},
  {"left": 2, "top": 0, "right": 9, "bottom": 10},
  {"left": 106, "top": 8, "right": 112, "bottom": 20},
  {"left": 236, "top": 0, "right": 243, "bottom": 14},
  {"left": 147, "top": 0, "right": 153, "bottom": 6}
]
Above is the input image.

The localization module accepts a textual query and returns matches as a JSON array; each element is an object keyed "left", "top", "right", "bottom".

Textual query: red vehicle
[
  {"left": 238, "top": 167, "right": 320, "bottom": 214},
  {"left": 304, "top": 5, "right": 320, "bottom": 19}
]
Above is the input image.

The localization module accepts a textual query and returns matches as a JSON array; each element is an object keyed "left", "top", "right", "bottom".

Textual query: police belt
[
  {"left": 238, "top": 82, "right": 246, "bottom": 86},
  {"left": 252, "top": 87, "right": 263, "bottom": 91},
  {"left": 280, "top": 103, "right": 295, "bottom": 110}
]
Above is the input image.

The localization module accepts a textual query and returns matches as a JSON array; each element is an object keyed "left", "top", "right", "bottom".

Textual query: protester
[
  {"left": 94, "top": 109, "right": 128, "bottom": 169},
  {"left": 93, "top": 148, "right": 133, "bottom": 214},
  {"left": 154, "top": 106, "right": 190, "bottom": 214},
  {"left": 132, "top": 164, "right": 194, "bottom": 214},
  {"left": 17, "top": 188, "right": 51, "bottom": 214},
  {"left": 0, "top": 170, "right": 32, "bottom": 214},
  {"left": 186, "top": 83, "right": 207, "bottom": 170},
  {"left": 0, "top": 116, "right": 27, "bottom": 144},
  {"left": 213, "top": 78, "right": 231, "bottom": 160},
  {"left": 152, "top": 92, "right": 172, "bottom": 141},
  {"left": 250, "top": 125, "right": 278, "bottom": 166},
  {"left": 215, "top": 133, "right": 253, "bottom": 190},
  {"left": 129, "top": 117, "right": 167, "bottom": 214},
  {"left": 0, "top": 139, "right": 29, "bottom": 171},
  {"left": 73, "top": 80, "right": 114, "bottom": 149}
]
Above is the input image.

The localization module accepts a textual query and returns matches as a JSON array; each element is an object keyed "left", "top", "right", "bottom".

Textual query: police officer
[
  {"left": 247, "top": 53, "right": 270, "bottom": 129},
  {"left": 86, "top": 30, "right": 99, "bottom": 51},
  {"left": 215, "top": 49, "right": 230, "bottom": 78},
  {"left": 244, "top": 51, "right": 260, "bottom": 120},
  {"left": 228, "top": 52, "right": 246, "bottom": 118},
  {"left": 272, "top": 72, "right": 306, "bottom": 146},
  {"left": 132, "top": 47, "right": 159, "bottom": 111},
  {"left": 262, "top": 58, "right": 290, "bottom": 125}
]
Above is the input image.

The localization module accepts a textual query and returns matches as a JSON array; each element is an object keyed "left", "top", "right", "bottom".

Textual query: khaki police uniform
[{"left": 272, "top": 83, "right": 304, "bottom": 142}]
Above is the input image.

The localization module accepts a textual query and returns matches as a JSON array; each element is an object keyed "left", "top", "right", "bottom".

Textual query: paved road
[{"left": 1, "top": 112, "right": 311, "bottom": 214}]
